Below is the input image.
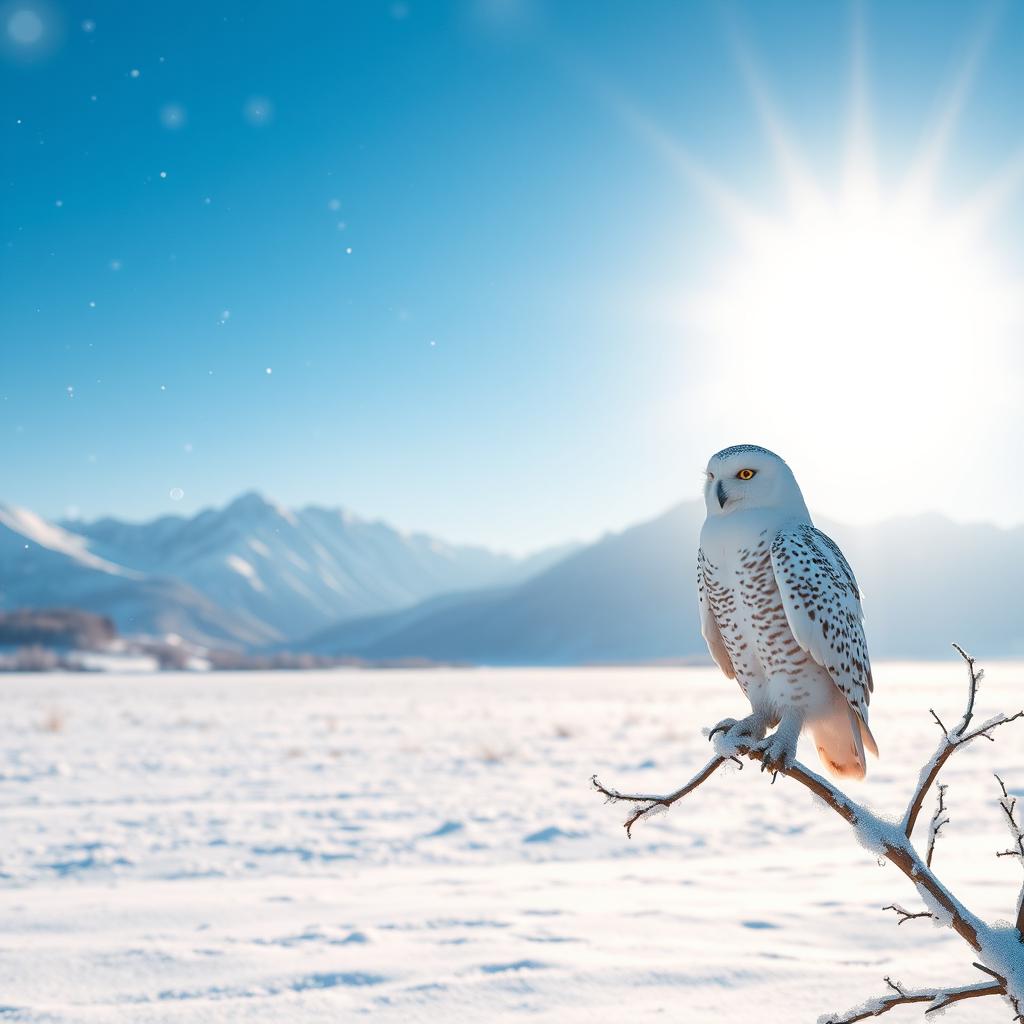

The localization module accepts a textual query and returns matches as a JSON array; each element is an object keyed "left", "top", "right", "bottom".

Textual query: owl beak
[{"left": 716, "top": 480, "right": 728, "bottom": 509}]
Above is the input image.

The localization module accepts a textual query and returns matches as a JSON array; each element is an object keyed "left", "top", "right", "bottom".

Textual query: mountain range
[
  {"left": 0, "top": 495, "right": 570, "bottom": 648},
  {"left": 1, "top": 493, "right": 1022, "bottom": 662}
]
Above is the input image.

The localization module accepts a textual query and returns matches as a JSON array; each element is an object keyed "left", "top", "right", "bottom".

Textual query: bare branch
[
  {"left": 882, "top": 903, "right": 934, "bottom": 927},
  {"left": 822, "top": 976, "right": 1004, "bottom": 1023},
  {"left": 591, "top": 647, "right": 1024, "bottom": 1020},
  {"left": 951, "top": 642, "right": 982, "bottom": 738},
  {"left": 994, "top": 773, "right": 1024, "bottom": 941},
  {"left": 926, "top": 783, "right": 949, "bottom": 869},
  {"left": 901, "top": 646, "right": 1023, "bottom": 841},
  {"left": 598, "top": 739, "right": 990, "bottom": 950},
  {"left": 995, "top": 774, "right": 1024, "bottom": 859},
  {"left": 592, "top": 754, "right": 731, "bottom": 838},
  {"left": 740, "top": 749, "right": 988, "bottom": 952}
]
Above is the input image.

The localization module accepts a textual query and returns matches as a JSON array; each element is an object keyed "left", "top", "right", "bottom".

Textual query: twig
[
  {"left": 592, "top": 754, "right": 734, "bottom": 838},
  {"left": 901, "top": 645, "right": 1023, "bottom": 840},
  {"left": 822, "top": 976, "right": 1004, "bottom": 1023},
  {"left": 995, "top": 773, "right": 1024, "bottom": 941},
  {"left": 996, "top": 774, "right": 1024, "bottom": 860},
  {"left": 882, "top": 904, "right": 934, "bottom": 927},
  {"left": 926, "top": 783, "right": 949, "bottom": 869},
  {"left": 951, "top": 642, "right": 981, "bottom": 738}
]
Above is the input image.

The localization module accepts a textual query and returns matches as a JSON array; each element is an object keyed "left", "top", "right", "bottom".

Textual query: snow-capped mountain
[
  {"left": 0, "top": 504, "right": 276, "bottom": 648},
  {"left": 0, "top": 493, "right": 568, "bottom": 647}
]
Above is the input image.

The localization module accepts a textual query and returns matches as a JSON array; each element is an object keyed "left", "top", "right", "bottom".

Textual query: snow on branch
[
  {"left": 591, "top": 646, "right": 1024, "bottom": 1022},
  {"left": 592, "top": 753, "right": 737, "bottom": 838},
  {"left": 996, "top": 774, "right": 1024, "bottom": 864},
  {"left": 926, "top": 783, "right": 948, "bottom": 869},
  {"left": 882, "top": 904, "right": 934, "bottom": 927},
  {"left": 995, "top": 773, "right": 1024, "bottom": 942},
  {"left": 901, "top": 644, "right": 1023, "bottom": 841},
  {"left": 819, "top": 975, "right": 1004, "bottom": 1023}
]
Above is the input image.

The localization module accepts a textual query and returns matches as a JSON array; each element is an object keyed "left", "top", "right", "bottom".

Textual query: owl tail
[{"left": 811, "top": 704, "right": 878, "bottom": 780}]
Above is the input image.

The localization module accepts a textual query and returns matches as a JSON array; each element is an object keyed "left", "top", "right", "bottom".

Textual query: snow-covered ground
[{"left": 1, "top": 664, "right": 1021, "bottom": 1022}]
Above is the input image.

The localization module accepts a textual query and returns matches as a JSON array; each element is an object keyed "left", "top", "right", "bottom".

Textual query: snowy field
[{"left": 1, "top": 663, "right": 1022, "bottom": 1023}]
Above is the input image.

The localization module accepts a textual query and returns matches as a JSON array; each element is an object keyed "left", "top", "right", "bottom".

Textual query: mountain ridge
[
  {"left": 6, "top": 492, "right": 1024, "bottom": 661},
  {"left": 1, "top": 493, "right": 573, "bottom": 647}
]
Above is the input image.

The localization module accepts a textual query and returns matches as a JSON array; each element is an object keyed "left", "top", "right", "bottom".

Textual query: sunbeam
[
  {"left": 898, "top": 3, "right": 1001, "bottom": 205},
  {"left": 642, "top": 5, "right": 1024, "bottom": 524}
]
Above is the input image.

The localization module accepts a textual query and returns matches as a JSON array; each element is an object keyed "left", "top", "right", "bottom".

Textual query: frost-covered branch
[
  {"left": 882, "top": 904, "right": 934, "bottom": 927},
  {"left": 595, "top": 734, "right": 988, "bottom": 951},
  {"left": 820, "top": 975, "right": 1004, "bottom": 1023},
  {"left": 996, "top": 774, "right": 1024, "bottom": 862},
  {"left": 591, "top": 647, "right": 1024, "bottom": 1021},
  {"left": 925, "top": 783, "right": 948, "bottom": 869},
  {"left": 901, "top": 645, "right": 1023, "bottom": 841},
  {"left": 995, "top": 774, "right": 1024, "bottom": 940},
  {"left": 592, "top": 754, "right": 735, "bottom": 838}
]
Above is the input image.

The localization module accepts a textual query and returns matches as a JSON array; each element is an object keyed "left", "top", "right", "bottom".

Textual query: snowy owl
[{"left": 697, "top": 444, "right": 878, "bottom": 778}]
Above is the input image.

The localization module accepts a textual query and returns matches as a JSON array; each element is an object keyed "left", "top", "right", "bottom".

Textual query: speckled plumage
[{"left": 697, "top": 445, "right": 878, "bottom": 778}]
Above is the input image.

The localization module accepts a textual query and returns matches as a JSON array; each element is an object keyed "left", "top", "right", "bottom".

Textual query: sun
[
  {"left": 615, "top": 11, "right": 1023, "bottom": 525},
  {"left": 693, "top": 176, "right": 1018, "bottom": 480}
]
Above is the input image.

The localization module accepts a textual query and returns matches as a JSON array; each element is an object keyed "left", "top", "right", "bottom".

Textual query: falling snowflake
[
  {"left": 243, "top": 96, "right": 273, "bottom": 126},
  {"left": 265, "top": 367, "right": 273, "bottom": 375},
  {"left": 160, "top": 103, "right": 186, "bottom": 130},
  {"left": 129, "top": 68, "right": 140, "bottom": 78},
  {"left": 81, "top": 19, "right": 95, "bottom": 33},
  {"left": 7, "top": 9, "right": 44, "bottom": 45},
  {"left": 168, "top": 487, "right": 184, "bottom": 501}
]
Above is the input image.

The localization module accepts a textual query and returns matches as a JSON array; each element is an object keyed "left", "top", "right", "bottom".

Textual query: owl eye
[{"left": 736, "top": 468, "right": 756, "bottom": 480}]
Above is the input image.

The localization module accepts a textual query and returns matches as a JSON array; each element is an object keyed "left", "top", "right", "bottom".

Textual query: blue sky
[{"left": 3, "top": 1, "right": 1023, "bottom": 552}]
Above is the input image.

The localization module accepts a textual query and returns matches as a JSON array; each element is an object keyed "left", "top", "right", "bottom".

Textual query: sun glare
[
  {"left": 625, "top": 13, "right": 1024, "bottom": 525},
  {"left": 694, "top": 179, "right": 1017, "bottom": 454}
]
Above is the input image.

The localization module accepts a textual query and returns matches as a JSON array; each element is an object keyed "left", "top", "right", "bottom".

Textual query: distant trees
[{"left": 0, "top": 609, "right": 116, "bottom": 652}]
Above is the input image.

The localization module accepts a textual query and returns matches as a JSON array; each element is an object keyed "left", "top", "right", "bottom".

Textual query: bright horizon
[{"left": 4, "top": 1, "right": 1024, "bottom": 552}]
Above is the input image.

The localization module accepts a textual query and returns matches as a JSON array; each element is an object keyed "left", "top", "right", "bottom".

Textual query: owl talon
[
  {"left": 707, "top": 718, "right": 738, "bottom": 742},
  {"left": 707, "top": 714, "right": 768, "bottom": 755},
  {"left": 756, "top": 727, "right": 799, "bottom": 774}
]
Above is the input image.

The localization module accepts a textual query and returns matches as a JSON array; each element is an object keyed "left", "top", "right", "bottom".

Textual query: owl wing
[
  {"left": 770, "top": 523, "right": 873, "bottom": 725},
  {"left": 697, "top": 548, "right": 735, "bottom": 679}
]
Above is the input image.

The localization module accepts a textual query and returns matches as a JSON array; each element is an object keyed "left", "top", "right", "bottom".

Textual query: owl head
[{"left": 703, "top": 444, "right": 809, "bottom": 518}]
